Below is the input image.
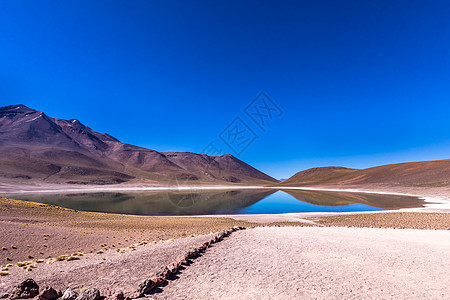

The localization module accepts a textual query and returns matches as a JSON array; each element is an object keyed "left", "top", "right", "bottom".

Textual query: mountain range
[
  {"left": 2, "top": 104, "right": 450, "bottom": 190},
  {"left": 281, "top": 161, "right": 450, "bottom": 189},
  {"left": 0, "top": 105, "right": 277, "bottom": 186}
]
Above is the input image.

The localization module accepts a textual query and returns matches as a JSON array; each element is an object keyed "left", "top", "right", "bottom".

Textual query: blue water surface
[{"left": 235, "top": 191, "right": 385, "bottom": 214}]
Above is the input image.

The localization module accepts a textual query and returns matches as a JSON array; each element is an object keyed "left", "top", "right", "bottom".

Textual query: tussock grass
[
  {"left": 17, "top": 261, "right": 32, "bottom": 267},
  {"left": 0, "top": 196, "right": 256, "bottom": 262},
  {"left": 55, "top": 255, "right": 70, "bottom": 261},
  {"left": 316, "top": 212, "right": 450, "bottom": 230},
  {"left": 66, "top": 256, "right": 80, "bottom": 261}
]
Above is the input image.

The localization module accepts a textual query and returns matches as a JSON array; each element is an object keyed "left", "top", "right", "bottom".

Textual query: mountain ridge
[
  {"left": 281, "top": 160, "right": 450, "bottom": 188},
  {"left": 0, "top": 104, "right": 278, "bottom": 185}
]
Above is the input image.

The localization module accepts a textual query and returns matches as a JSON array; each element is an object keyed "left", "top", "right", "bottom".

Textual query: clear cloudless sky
[{"left": 1, "top": 0, "right": 450, "bottom": 179}]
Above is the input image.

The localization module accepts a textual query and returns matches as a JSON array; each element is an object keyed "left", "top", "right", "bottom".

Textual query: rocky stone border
[{"left": 0, "top": 226, "right": 246, "bottom": 300}]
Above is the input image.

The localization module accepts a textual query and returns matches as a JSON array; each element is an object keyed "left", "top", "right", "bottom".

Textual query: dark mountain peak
[
  {"left": 56, "top": 118, "right": 117, "bottom": 142},
  {"left": 68, "top": 119, "right": 82, "bottom": 126},
  {"left": 0, "top": 104, "right": 49, "bottom": 128},
  {"left": 0, "top": 104, "right": 32, "bottom": 111},
  {"left": 0, "top": 104, "right": 37, "bottom": 117}
]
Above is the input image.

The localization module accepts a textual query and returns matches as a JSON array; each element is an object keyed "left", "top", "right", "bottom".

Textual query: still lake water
[{"left": 7, "top": 188, "right": 423, "bottom": 216}]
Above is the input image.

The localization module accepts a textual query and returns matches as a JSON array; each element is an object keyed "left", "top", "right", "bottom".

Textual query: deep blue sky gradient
[{"left": 1, "top": 0, "right": 450, "bottom": 179}]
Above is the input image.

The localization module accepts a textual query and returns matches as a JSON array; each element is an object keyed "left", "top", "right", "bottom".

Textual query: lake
[{"left": 6, "top": 188, "right": 424, "bottom": 215}]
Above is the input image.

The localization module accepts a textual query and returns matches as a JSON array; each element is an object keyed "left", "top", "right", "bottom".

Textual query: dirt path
[{"left": 155, "top": 227, "right": 450, "bottom": 300}]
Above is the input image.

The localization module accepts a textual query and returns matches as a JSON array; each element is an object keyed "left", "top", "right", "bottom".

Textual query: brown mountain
[
  {"left": 281, "top": 160, "right": 450, "bottom": 188},
  {"left": 281, "top": 167, "right": 358, "bottom": 186},
  {"left": 0, "top": 104, "right": 278, "bottom": 185}
]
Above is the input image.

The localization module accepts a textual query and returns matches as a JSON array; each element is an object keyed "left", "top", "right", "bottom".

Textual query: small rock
[
  {"left": 175, "top": 254, "right": 187, "bottom": 266},
  {"left": 62, "top": 289, "right": 78, "bottom": 300},
  {"left": 0, "top": 293, "right": 9, "bottom": 299},
  {"left": 187, "top": 249, "right": 197, "bottom": 259},
  {"left": 10, "top": 278, "right": 39, "bottom": 299},
  {"left": 111, "top": 290, "right": 124, "bottom": 300},
  {"left": 167, "top": 262, "right": 178, "bottom": 275},
  {"left": 151, "top": 276, "right": 165, "bottom": 287},
  {"left": 76, "top": 289, "right": 100, "bottom": 300},
  {"left": 38, "top": 287, "right": 61, "bottom": 300},
  {"left": 138, "top": 279, "right": 155, "bottom": 296},
  {"left": 156, "top": 266, "right": 171, "bottom": 279}
]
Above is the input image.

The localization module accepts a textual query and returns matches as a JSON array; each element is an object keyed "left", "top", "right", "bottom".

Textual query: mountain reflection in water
[{"left": 8, "top": 188, "right": 424, "bottom": 215}]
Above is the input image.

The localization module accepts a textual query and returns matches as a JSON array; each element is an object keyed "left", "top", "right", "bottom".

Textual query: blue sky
[{"left": 1, "top": 0, "right": 450, "bottom": 179}]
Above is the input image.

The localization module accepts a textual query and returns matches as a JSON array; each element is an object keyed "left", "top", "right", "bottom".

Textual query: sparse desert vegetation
[
  {"left": 315, "top": 212, "right": 450, "bottom": 230},
  {"left": 0, "top": 197, "right": 254, "bottom": 263}
]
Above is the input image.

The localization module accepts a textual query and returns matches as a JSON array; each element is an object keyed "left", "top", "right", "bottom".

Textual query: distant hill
[
  {"left": 0, "top": 104, "right": 278, "bottom": 186},
  {"left": 282, "top": 167, "right": 358, "bottom": 186},
  {"left": 281, "top": 160, "right": 450, "bottom": 188}
]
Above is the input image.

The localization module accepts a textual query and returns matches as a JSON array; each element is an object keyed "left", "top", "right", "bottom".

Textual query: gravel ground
[
  {"left": 155, "top": 227, "right": 450, "bottom": 300},
  {"left": 315, "top": 212, "right": 450, "bottom": 229},
  {"left": 0, "top": 233, "right": 216, "bottom": 296},
  {"left": 0, "top": 197, "right": 253, "bottom": 263}
]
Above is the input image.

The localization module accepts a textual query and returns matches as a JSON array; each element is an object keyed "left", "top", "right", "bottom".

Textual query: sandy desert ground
[
  {"left": 0, "top": 230, "right": 219, "bottom": 296},
  {"left": 0, "top": 187, "right": 449, "bottom": 299},
  {"left": 0, "top": 197, "right": 252, "bottom": 264},
  {"left": 155, "top": 227, "right": 450, "bottom": 300},
  {"left": 2, "top": 222, "right": 449, "bottom": 299}
]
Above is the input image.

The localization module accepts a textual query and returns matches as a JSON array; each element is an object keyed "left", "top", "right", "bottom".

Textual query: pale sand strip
[{"left": 155, "top": 227, "right": 450, "bottom": 300}]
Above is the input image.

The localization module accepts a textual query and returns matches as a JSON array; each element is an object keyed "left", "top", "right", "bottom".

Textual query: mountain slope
[
  {"left": 0, "top": 104, "right": 278, "bottom": 185},
  {"left": 281, "top": 160, "right": 450, "bottom": 188},
  {"left": 281, "top": 167, "right": 358, "bottom": 186}
]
